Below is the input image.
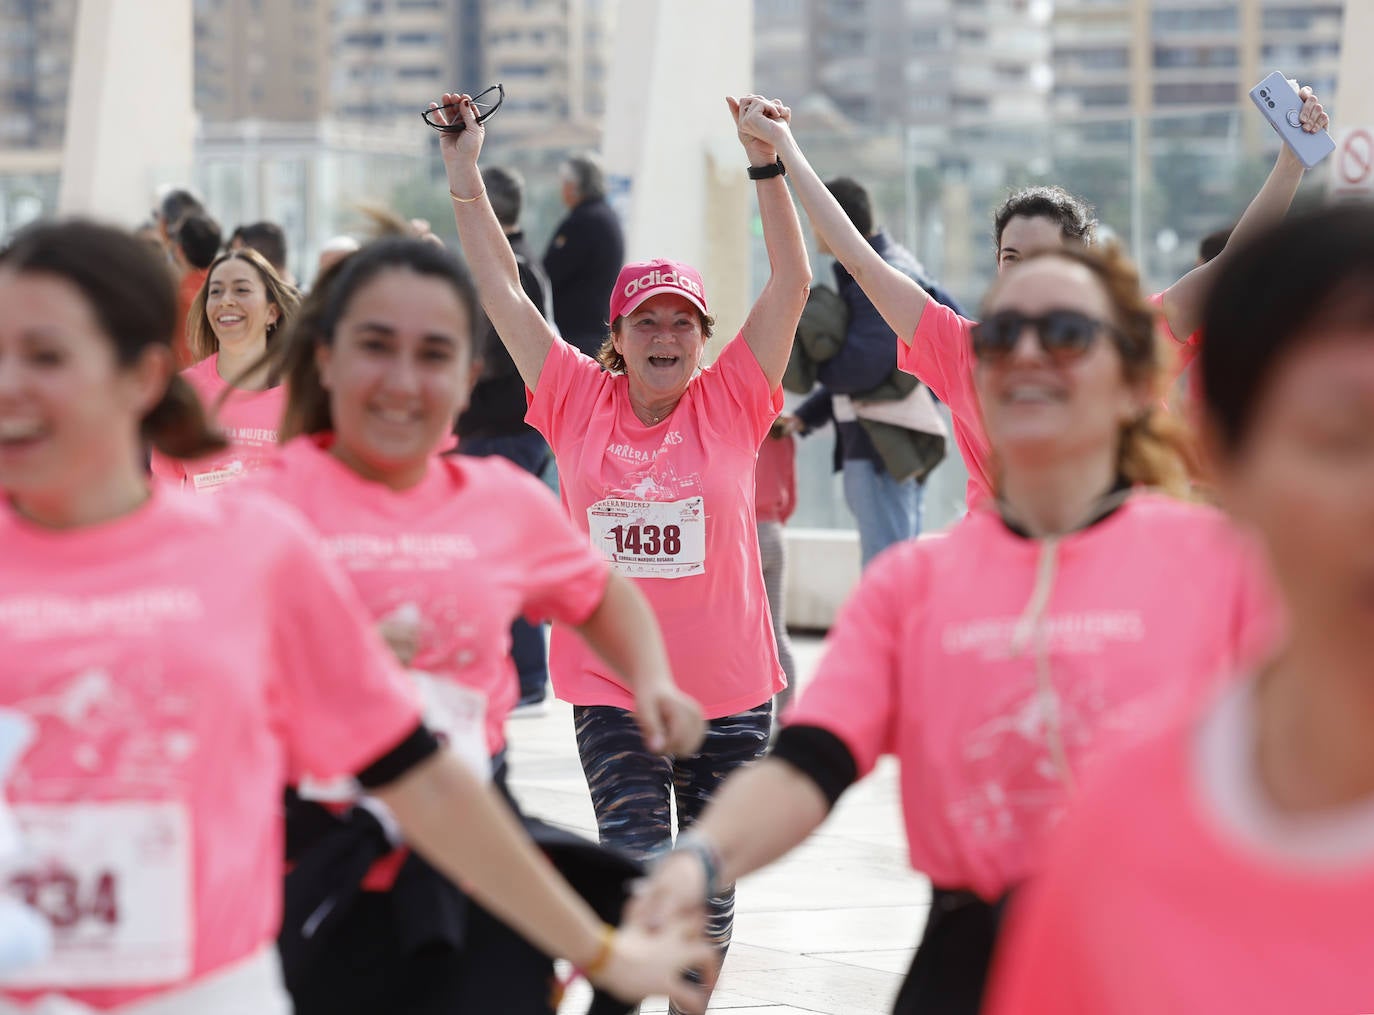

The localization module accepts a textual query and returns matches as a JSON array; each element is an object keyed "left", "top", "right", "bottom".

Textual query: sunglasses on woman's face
[
  {"left": 422, "top": 84, "right": 504, "bottom": 133},
  {"left": 971, "top": 309, "right": 1121, "bottom": 364}
]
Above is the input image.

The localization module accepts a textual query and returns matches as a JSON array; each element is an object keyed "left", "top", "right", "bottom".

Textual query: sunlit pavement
[{"left": 507, "top": 635, "right": 929, "bottom": 1014}]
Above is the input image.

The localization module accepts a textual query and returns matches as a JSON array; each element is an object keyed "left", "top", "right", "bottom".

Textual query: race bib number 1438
[{"left": 587, "top": 497, "right": 706, "bottom": 579}]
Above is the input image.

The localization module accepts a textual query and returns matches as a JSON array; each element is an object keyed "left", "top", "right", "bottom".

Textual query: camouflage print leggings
[{"left": 572, "top": 701, "right": 773, "bottom": 958}]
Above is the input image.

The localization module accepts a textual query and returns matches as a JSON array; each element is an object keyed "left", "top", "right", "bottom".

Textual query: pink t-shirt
[
  {"left": 900, "top": 293, "right": 1199, "bottom": 510},
  {"left": 149, "top": 354, "right": 284, "bottom": 494},
  {"left": 785, "top": 494, "right": 1282, "bottom": 900},
  {"left": 526, "top": 335, "right": 785, "bottom": 717},
  {"left": 255, "top": 435, "right": 609, "bottom": 756},
  {"left": 899, "top": 300, "right": 995, "bottom": 509},
  {"left": 0, "top": 488, "right": 420, "bottom": 1009},
  {"left": 987, "top": 680, "right": 1374, "bottom": 1015}
]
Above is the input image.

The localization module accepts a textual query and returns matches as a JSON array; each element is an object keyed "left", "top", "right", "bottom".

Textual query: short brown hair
[
  {"left": 983, "top": 243, "right": 1193, "bottom": 497},
  {"left": 595, "top": 311, "right": 717, "bottom": 373},
  {"left": 188, "top": 248, "right": 300, "bottom": 363}
]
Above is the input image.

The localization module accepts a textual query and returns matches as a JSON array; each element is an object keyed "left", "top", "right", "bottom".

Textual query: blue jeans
[
  {"left": 842, "top": 457, "right": 924, "bottom": 568},
  {"left": 458, "top": 432, "right": 553, "bottom": 703}
]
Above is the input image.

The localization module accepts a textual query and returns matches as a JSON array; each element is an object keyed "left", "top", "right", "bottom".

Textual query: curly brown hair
[
  {"left": 595, "top": 311, "right": 717, "bottom": 372},
  {"left": 981, "top": 242, "right": 1194, "bottom": 498}
]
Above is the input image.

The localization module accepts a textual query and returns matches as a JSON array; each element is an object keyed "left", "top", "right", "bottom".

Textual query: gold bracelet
[
  {"left": 581, "top": 923, "right": 616, "bottom": 980},
  {"left": 449, "top": 186, "right": 485, "bottom": 204}
]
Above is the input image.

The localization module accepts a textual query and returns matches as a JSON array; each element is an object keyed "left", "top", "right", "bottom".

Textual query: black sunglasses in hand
[
  {"left": 422, "top": 84, "right": 504, "bottom": 133},
  {"left": 971, "top": 309, "right": 1124, "bottom": 363}
]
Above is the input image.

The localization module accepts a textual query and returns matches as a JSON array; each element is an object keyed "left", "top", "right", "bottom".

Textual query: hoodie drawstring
[{"left": 1003, "top": 486, "right": 1136, "bottom": 790}]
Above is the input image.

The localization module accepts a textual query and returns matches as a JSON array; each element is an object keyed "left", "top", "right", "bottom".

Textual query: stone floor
[{"left": 505, "top": 636, "right": 929, "bottom": 1014}]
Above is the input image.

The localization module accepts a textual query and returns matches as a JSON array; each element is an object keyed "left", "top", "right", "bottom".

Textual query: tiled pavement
[{"left": 505, "top": 636, "right": 929, "bottom": 1014}]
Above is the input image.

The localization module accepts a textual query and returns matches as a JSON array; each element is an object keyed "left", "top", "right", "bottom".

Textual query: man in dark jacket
[
  {"left": 455, "top": 166, "right": 554, "bottom": 711},
  {"left": 543, "top": 153, "right": 625, "bottom": 357},
  {"left": 789, "top": 177, "right": 963, "bottom": 567}
]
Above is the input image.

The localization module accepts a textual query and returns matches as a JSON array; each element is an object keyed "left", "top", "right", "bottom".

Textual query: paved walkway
[{"left": 506, "top": 636, "right": 929, "bottom": 1014}]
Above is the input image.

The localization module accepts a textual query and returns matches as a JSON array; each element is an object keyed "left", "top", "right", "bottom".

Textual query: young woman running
[
  {"left": 632, "top": 243, "right": 1282, "bottom": 1015},
  {"left": 150, "top": 247, "right": 299, "bottom": 493},
  {"left": 747, "top": 86, "right": 1329, "bottom": 507},
  {"left": 430, "top": 91, "right": 811, "bottom": 1006},
  {"left": 0, "top": 220, "right": 712, "bottom": 1014},
  {"left": 251, "top": 237, "right": 702, "bottom": 1014},
  {"left": 987, "top": 204, "right": 1374, "bottom": 1015}
]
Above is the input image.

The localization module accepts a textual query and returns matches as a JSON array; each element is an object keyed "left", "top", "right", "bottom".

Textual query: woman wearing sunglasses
[
  {"left": 738, "top": 86, "right": 1328, "bottom": 509},
  {"left": 429, "top": 91, "right": 810, "bottom": 1009},
  {"left": 987, "top": 206, "right": 1374, "bottom": 1015},
  {"left": 630, "top": 243, "right": 1282, "bottom": 1015}
]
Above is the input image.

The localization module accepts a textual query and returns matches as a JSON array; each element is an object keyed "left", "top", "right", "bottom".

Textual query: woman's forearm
[
  {"left": 375, "top": 750, "right": 608, "bottom": 968},
  {"left": 773, "top": 131, "right": 930, "bottom": 343}
]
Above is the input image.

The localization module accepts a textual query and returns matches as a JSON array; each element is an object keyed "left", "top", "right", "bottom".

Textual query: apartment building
[
  {"left": 0, "top": 0, "right": 77, "bottom": 149},
  {"left": 755, "top": 0, "right": 1055, "bottom": 131},
  {"left": 1053, "top": 0, "right": 1343, "bottom": 123},
  {"left": 194, "top": 0, "right": 612, "bottom": 131}
]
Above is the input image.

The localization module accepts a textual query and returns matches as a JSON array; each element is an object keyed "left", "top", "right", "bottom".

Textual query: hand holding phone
[{"left": 1249, "top": 72, "right": 1334, "bottom": 169}]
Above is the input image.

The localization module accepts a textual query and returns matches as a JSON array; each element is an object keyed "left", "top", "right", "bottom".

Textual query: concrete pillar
[
  {"left": 57, "top": 0, "right": 195, "bottom": 225},
  {"left": 601, "top": 0, "right": 754, "bottom": 357},
  {"left": 1329, "top": 0, "right": 1374, "bottom": 202},
  {"left": 1335, "top": 0, "right": 1374, "bottom": 123}
]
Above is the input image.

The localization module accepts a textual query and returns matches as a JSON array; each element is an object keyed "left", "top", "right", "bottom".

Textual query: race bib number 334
[
  {"left": 587, "top": 497, "right": 706, "bottom": 579},
  {"left": 0, "top": 801, "right": 193, "bottom": 987}
]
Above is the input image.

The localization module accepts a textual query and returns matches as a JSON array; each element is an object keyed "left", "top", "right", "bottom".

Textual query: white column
[
  {"left": 1329, "top": 1, "right": 1374, "bottom": 201},
  {"left": 601, "top": 0, "right": 755, "bottom": 355},
  {"left": 1335, "top": 1, "right": 1373, "bottom": 123},
  {"left": 57, "top": 0, "right": 196, "bottom": 224}
]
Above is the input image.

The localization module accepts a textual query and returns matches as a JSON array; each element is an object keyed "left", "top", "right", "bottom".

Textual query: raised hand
[
  {"left": 727, "top": 94, "right": 791, "bottom": 164},
  {"left": 428, "top": 92, "right": 486, "bottom": 167}
]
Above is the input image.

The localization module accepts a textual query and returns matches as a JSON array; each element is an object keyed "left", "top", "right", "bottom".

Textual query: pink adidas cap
[{"left": 609, "top": 259, "right": 709, "bottom": 323}]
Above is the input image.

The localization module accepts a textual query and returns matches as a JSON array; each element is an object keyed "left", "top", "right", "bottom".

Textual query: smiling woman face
[
  {"left": 205, "top": 258, "right": 280, "bottom": 352},
  {"left": 974, "top": 257, "right": 1147, "bottom": 468},
  {"left": 0, "top": 269, "right": 165, "bottom": 499},
  {"left": 611, "top": 293, "right": 708, "bottom": 408},
  {"left": 315, "top": 266, "right": 475, "bottom": 488}
]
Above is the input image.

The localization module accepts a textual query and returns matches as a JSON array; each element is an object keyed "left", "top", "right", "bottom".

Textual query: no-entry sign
[{"left": 1331, "top": 128, "right": 1374, "bottom": 198}]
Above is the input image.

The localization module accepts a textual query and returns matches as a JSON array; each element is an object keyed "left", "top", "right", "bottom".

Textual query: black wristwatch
[{"left": 747, "top": 156, "right": 786, "bottom": 180}]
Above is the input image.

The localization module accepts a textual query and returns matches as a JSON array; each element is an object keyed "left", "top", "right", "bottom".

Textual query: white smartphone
[{"left": 1249, "top": 72, "right": 1335, "bottom": 169}]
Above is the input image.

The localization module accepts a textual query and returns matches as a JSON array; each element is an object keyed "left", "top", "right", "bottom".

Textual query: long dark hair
[
  {"left": 262, "top": 237, "right": 479, "bottom": 440},
  {"left": 0, "top": 219, "right": 226, "bottom": 459}
]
